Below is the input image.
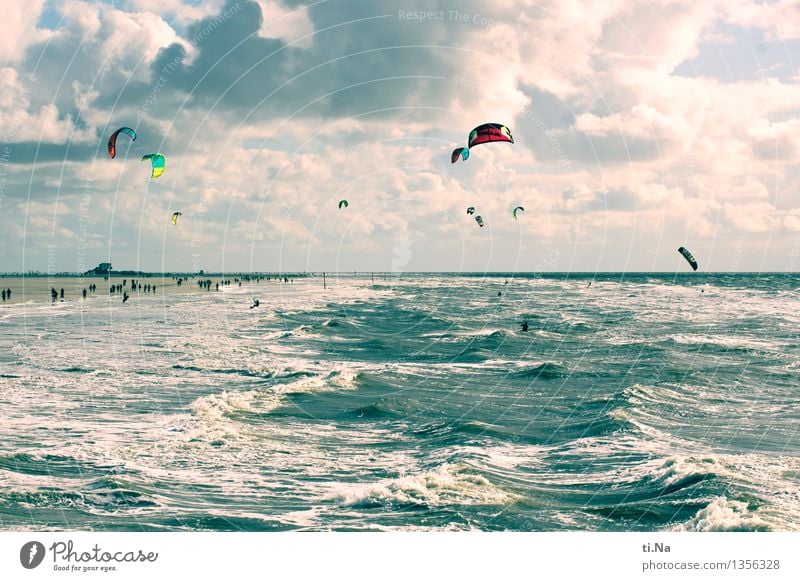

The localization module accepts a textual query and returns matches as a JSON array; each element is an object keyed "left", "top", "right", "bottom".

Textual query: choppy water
[{"left": 1, "top": 273, "right": 799, "bottom": 531}]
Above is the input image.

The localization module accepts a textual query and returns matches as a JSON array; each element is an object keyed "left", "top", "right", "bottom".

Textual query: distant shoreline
[
  {"left": 0, "top": 272, "right": 313, "bottom": 278},
  {"left": 1, "top": 271, "right": 798, "bottom": 277}
]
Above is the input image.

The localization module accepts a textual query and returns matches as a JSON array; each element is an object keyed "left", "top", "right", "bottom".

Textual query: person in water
[
  {"left": 521, "top": 321, "right": 529, "bottom": 332},
  {"left": 250, "top": 299, "right": 260, "bottom": 309}
]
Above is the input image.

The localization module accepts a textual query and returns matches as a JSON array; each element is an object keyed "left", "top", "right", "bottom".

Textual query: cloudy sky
[{"left": 1, "top": 0, "right": 799, "bottom": 273}]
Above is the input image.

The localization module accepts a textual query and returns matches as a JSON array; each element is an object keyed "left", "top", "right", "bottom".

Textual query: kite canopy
[
  {"left": 338, "top": 199, "right": 348, "bottom": 209},
  {"left": 468, "top": 123, "right": 514, "bottom": 148},
  {"left": 678, "top": 246, "right": 698, "bottom": 271},
  {"left": 513, "top": 206, "right": 524, "bottom": 220},
  {"left": 171, "top": 212, "right": 182, "bottom": 225},
  {"left": 451, "top": 147, "right": 469, "bottom": 163},
  {"left": 451, "top": 123, "right": 513, "bottom": 163},
  {"left": 142, "top": 153, "right": 166, "bottom": 178},
  {"left": 466, "top": 207, "right": 475, "bottom": 215},
  {"left": 474, "top": 215, "right": 484, "bottom": 228},
  {"left": 108, "top": 127, "right": 136, "bottom": 159}
]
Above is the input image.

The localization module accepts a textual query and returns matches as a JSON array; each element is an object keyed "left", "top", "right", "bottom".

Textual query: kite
[
  {"left": 678, "top": 247, "right": 698, "bottom": 271},
  {"left": 451, "top": 123, "right": 514, "bottom": 163},
  {"left": 451, "top": 148, "right": 469, "bottom": 163},
  {"left": 339, "top": 200, "right": 348, "bottom": 209},
  {"left": 142, "top": 153, "right": 166, "bottom": 178},
  {"left": 171, "top": 212, "right": 182, "bottom": 225},
  {"left": 475, "top": 215, "right": 484, "bottom": 228},
  {"left": 513, "top": 206, "right": 525, "bottom": 220},
  {"left": 466, "top": 207, "right": 475, "bottom": 215},
  {"left": 108, "top": 127, "right": 136, "bottom": 159}
]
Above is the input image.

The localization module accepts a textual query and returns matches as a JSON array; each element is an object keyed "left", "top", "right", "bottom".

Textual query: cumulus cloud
[{"left": 0, "top": 0, "right": 52, "bottom": 63}]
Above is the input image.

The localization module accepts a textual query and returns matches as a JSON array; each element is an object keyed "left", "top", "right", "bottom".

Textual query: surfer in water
[
  {"left": 250, "top": 299, "right": 260, "bottom": 309},
  {"left": 122, "top": 292, "right": 129, "bottom": 303},
  {"left": 520, "top": 321, "right": 529, "bottom": 332}
]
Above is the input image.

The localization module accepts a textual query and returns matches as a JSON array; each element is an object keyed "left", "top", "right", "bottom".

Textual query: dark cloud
[
  {"left": 3, "top": 142, "right": 99, "bottom": 165},
  {"left": 95, "top": 0, "right": 484, "bottom": 121}
]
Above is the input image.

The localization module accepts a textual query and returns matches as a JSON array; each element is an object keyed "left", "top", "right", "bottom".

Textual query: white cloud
[
  {"left": 255, "top": 1, "right": 315, "bottom": 48},
  {"left": 0, "top": 0, "right": 51, "bottom": 63}
]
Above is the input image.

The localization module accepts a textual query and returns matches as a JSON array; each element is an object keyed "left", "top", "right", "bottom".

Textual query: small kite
[
  {"left": 678, "top": 246, "right": 698, "bottom": 271},
  {"left": 513, "top": 206, "right": 525, "bottom": 220},
  {"left": 108, "top": 127, "right": 136, "bottom": 159},
  {"left": 451, "top": 148, "right": 469, "bottom": 163},
  {"left": 451, "top": 123, "right": 514, "bottom": 163},
  {"left": 466, "top": 207, "right": 475, "bottom": 215},
  {"left": 339, "top": 199, "right": 348, "bottom": 210},
  {"left": 142, "top": 153, "right": 166, "bottom": 178},
  {"left": 475, "top": 215, "right": 485, "bottom": 228},
  {"left": 171, "top": 212, "right": 182, "bottom": 225}
]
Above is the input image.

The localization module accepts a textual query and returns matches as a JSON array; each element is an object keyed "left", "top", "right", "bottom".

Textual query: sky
[{"left": 0, "top": 0, "right": 799, "bottom": 273}]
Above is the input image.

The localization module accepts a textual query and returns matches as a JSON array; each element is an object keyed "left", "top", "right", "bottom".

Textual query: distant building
[{"left": 85, "top": 262, "right": 112, "bottom": 275}]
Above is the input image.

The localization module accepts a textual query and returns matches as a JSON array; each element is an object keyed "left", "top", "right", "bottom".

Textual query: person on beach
[
  {"left": 60, "top": 288, "right": 65, "bottom": 300},
  {"left": 123, "top": 292, "right": 129, "bottom": 303},
  {"left": 51, "top": 288, "right": 58, "bottom": 302},
  {"left": 7, "top": 288, "right": 11, "bottom": 299},
  {"left": 82, "top": 288, "right": 87, "bottom": 299},
  {"left": 2, "top": 290, "right": 5, "bottom": 301},
  {"left": 520, "top": 321, "right": 529, "bottom": 332}
]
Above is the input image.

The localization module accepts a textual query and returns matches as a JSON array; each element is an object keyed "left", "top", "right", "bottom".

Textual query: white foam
[
  {"left": 673, "top": 498, "right": 772, "bottom": 531},
  {"left": 324, "top": 463, "right": 513, "bottom": 508}
]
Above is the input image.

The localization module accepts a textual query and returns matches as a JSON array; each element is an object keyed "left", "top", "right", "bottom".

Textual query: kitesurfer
[{"left": 521, "top": 321, "right": 529, "bottom": 332}]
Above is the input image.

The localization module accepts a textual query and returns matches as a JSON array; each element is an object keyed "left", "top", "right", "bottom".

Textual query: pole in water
[
  {"left": 372, "top": 273, "right": 374, "bottom": 283},
  {"left": 323, "top": 272, "right": 326, "bottom": 290}
]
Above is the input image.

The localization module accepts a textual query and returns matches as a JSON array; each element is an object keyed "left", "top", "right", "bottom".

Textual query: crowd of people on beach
[{"left": 0, "top": 273, "right": 305, "bottom": 307}]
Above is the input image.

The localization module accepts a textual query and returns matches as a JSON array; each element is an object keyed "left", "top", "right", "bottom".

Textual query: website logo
[{"left": 20, "top": 541, "right": 46, "bottom": 569}]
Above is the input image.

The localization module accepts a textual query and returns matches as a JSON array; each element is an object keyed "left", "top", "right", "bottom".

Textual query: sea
[{"left": 0, "top": 273, "right": 798, "bottom": 531}]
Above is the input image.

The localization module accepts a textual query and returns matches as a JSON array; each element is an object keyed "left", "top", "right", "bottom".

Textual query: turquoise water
[{"left": 1, "top": 273, "right": 798, "bottom": 531}]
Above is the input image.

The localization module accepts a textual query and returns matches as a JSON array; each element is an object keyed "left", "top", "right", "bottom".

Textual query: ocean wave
[
  {"left": 324, "top": 463, "right": 513, "bottom": 509},
  {"left": 673, "top": 498, "right": 772, "bottom": 531},
  {"left": 350, "top": 396, "right": 425, "bottom": 419},
  {"left": 184, "top": 366, "right": 362, "bottom": 442},
  {"left": 667, "top": 333, "right": 784, "bottom": 353},
  {"left": 509, "top": 362, "right": 569, "bottom": 380}
]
